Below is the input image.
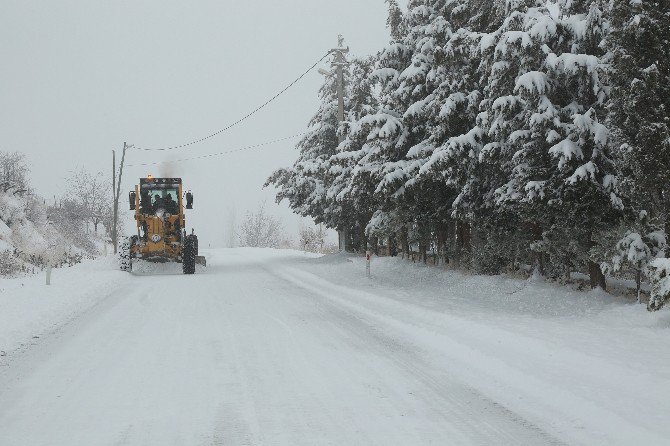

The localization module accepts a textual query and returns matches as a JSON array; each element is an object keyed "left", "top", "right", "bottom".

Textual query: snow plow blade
[{"left": 196, "top": 256, "right": 207, "bottom": 267}]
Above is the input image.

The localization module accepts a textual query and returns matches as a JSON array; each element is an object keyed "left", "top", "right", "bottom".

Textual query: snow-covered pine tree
[
  {"left": 407, "top": 0, "right": 498, "bottom": 266},
  {"left": 386, "top": 0, "right": 404, "bottom": 41},
  {"left": 272, "top": 0, "right": 667, "bottom": 297},
  {"left": 600, "top": 210, "right": 666, "bottom": 302},
  {"left": 607, "top": 0, "right": 670, "bottom": 256},
  {"left": 265, "top": 60, "right": 342, "bottom": 226},
  {"left": 267, "top": 52, "right": 378, "bottom": 251},
  {"left": 336, "top": 0, "right": 435, "bottom": 257},
  {"left": 323, "top": 56, "right": 380, "bottom": 251},
  {"left": 382, "top": 0, "right": 454, "bottom": 263},
  {"left": 471, "top": 0, "right": 560, "bottom": 274},
  {"left": 530, "top": 0, "right": 623, "bottom": 288},
  {"left": 418, "top": 0, "right": 530, "bottom": 271}
]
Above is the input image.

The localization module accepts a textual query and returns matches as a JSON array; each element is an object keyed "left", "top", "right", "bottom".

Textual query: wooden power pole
[
  {"left": 112, "top": 142, "right": 129, "bottom": 254},
  {"left": 319, "top": 35, "right": 350, "bottom": 252}
]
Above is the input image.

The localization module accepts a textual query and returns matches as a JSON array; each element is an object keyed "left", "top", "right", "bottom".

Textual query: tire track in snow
[
  {"left": 267, "top": 261, "right": 666, "bottom": 445},
  {"left": 248, "top": 256, "right": 564, "bottom": 446}
]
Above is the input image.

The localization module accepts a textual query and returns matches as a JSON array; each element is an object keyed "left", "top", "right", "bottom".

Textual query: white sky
[{"left": 0, "top": 0, "right": 401, "bottom": 246}]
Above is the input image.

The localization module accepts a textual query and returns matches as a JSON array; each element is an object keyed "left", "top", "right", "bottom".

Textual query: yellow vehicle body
[
  {"left": 130, "top": 179, "right": 186, "bottom": 262},
  {"left": 120, "top": 177, "right": 201, "bottom": 274}
]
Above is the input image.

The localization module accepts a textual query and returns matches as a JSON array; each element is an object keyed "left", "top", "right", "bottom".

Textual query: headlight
[{"left": 151, "top": 234, "right": 162, "bottom": 243}]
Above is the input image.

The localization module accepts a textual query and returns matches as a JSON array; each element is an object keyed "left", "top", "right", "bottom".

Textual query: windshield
[{"left": 139, "top": 188, "right": 179, "bottom": 215}]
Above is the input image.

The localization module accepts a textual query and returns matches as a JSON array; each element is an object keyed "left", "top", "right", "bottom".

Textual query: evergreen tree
[
  {"left": 323, "top": 56, "right": 380, "bottom": 250},
  {"left": 266, "top": 58, "right": 342, "bottom": 225},
  {"left": 542, "top": 1, "right": 622, "bottom": 288},
  {"left": 273, "top": 0, "right": 669, "bottom": 298},
  {"left": 607, "top": 0, "right": 670, "bottom": 259},
  {"left": 386, "top": 0, "right": 404, "bottom": 41},
  {"left": 337, "top": 0, "right": 438, "bottom": 256},
  {"left": 476, "top": 1, "right": 557, "bottom": 273},
  {"left": 267, "top": 54, "right": 378, "bottom": 250}
]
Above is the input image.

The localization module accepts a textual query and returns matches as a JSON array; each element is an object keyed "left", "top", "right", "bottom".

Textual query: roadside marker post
[
  {"left": 366, "top": 251, "right": 371, "bottom": 279},
  {"left": 46, "top": 266, "right": 52, "bottom": 286}
]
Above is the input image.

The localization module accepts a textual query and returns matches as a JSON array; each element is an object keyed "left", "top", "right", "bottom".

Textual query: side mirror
[
  {"left": 129, "top": 191, "right": 136, "bottom": 211},
  {"left": 185, "top": 192, "right": 193, "bottom": 210}
]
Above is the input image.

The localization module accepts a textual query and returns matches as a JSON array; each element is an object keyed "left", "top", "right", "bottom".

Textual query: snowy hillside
[
  {"left": 0, "top": 189, "right": 102, "bottom": 275},
  {"left": 0, "top": 153, "right": 111, "bottom": 276}
]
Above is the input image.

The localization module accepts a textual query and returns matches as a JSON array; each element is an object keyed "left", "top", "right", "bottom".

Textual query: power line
[
  {"left": 126, "top": 132, "right": 307, "bottom": 167},
  {"left": 133, "top": 51, "right": 332, "bottom": 152}
]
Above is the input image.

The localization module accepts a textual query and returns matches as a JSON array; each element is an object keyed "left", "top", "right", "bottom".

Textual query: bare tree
[
  {"left": 299, "top": 222, "right": 327, "bottom": 253},
  {"left": 47, "top": 198, "right": 96, "bottom": 253},
  {"left": 238, "top": 202, "right": 285, "bottom": 248},
  {"left": 66, "top": 168, "right": 112, "bottom": 234},
  {"left": 225, "top": 205, "right": 238, "bottom": 248},
  {"left": 0, "top": 151, "right": 29, "bottom": 192}
]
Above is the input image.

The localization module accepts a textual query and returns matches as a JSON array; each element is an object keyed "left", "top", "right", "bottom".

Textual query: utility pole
[
  {"left": 333, "top": 35, "right": 348, "bottom": 133},
  {"left": 112, "top": 149, "right": 116, "bottom": 253},
  {"left": 320, "top": 35, "right": 350, "bottom": 252},
  {"left": 112, "top": 142, "right": 129, "bottom": 254}
]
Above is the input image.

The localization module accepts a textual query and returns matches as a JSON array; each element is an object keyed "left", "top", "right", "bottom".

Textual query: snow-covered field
[{"left": 0, "top": 248, "right": 668, "bottom": 445}]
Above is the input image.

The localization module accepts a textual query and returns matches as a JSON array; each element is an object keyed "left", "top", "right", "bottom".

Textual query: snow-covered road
[{"left": 0, "top": 249, "right": 668, "bottom": 445}]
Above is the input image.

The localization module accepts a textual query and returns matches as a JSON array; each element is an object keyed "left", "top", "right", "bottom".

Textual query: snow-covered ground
[
  {"left": 0, "top": 256, "right": 125, "bottom": 358},
  {"left": 0, "top": 248, "right": 668, "bottom": 445}
]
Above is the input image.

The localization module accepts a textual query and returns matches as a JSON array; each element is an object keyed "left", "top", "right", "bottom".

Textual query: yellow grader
[{"left": 119, "top": 176, "right": 205, "bottom": 274}]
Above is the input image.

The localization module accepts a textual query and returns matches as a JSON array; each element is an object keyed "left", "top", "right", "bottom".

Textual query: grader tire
[
  {"left": 119, "top": 236, "right": 136, "bottom": 272},
  {"left": 183, "top": 235, "right": 197, "bottom": 275}
]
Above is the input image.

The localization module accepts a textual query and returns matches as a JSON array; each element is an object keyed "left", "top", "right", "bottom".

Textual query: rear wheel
[{"left": 183, "top": 235, "right": 197, "bottom": 275}]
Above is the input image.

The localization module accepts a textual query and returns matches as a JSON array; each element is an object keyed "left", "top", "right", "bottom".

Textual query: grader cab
[{"left": 119, "top": 176, "right": 205, "bottom": 274}]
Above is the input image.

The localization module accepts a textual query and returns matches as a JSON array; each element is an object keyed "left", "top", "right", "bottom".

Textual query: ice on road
[{"left": 0, "top": 249, "right": 668, "bottom": 445}]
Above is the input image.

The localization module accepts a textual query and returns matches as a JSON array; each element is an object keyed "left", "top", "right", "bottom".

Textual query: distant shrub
[
  {"left": 0, "top": 250, "right": 20, "bottom": 276},
  {"left": 648, "top": 259, "right": 670, "bottom": 311}
]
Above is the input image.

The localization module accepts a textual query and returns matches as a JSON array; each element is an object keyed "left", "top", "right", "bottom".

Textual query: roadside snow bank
[{"left": 0, "top": 256, "right": 125, "bottom": 359}]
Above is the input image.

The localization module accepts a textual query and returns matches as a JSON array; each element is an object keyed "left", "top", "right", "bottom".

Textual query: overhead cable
[
  {"left": 133, "top": 51, "right": 332, "bottom": 152},
  {"left": 126, "top": 132, "right": 307, "bottom": 167}
]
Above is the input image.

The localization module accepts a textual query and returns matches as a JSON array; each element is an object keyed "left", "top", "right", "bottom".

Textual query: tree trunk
[
  {"left": 588, "top": 261, "right": 606, "bottom": 290},
  {"left": 529, "top": 222, "right": 545, "bottom": 276},
  {"left": 636, "top": 269, "right": 642, "bottom": 304},
  {"left": 370, "top": 236, "right": 379, "bottom": 255},
  {"left": 399, "top": 226, "right": 409, "bottom": 259},
  {"left": 418, "top": 222, "right": 428, "bottom": 264},
  {"left": 587, "top": 233, "right": 606, "bottom": 290},
  {"left": 454, "top": 220, "right": 470, "bottom": 265},
  {"left": 447, "top": 219, "right": 456, "bottom": 263},
  {"left": 359, "top": 223, "right": 368, "bottom": 253},
  {"left": 437, "top": 225, "right": 447, "bottom": 266},
  {"left": 538, "top": 252, "right": 546, "bottom": 276},
  {"left": 388, "top": 235, "right": 397, "bottom": 257},
  {"left": 338, "top": 229, "right": 347, "bottom": 252}
]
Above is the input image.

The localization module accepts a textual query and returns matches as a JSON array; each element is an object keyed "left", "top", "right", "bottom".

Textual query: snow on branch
[
  {"left": 514, "top": 71, "right": 550, "bottom": 95},
  {"left": 549, "top": 138, "right": 583, "bottom": 169}
]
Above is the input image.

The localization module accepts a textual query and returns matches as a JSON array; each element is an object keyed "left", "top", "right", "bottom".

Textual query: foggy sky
[{"left": 0, "top": 1, "right": 402, "bottom": 246}]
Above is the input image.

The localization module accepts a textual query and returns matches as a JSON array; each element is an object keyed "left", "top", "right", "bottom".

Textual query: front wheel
[
  {"left": 119, "top": 236, "right": 136, "bottom": 272},
  {"left": 183, "top": 235, "right": 197, "bottom": 275}
]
